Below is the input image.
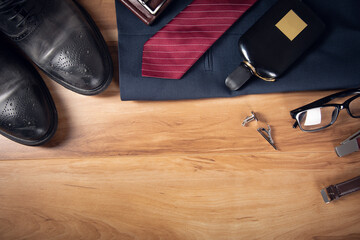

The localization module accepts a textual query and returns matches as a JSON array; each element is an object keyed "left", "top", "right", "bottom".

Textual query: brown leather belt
[
  {"left": 119, "top": 0, "right": 173, "bottom": 25},
  {"left": 321, "top": 175, "right": 360, "bottom": 203}
]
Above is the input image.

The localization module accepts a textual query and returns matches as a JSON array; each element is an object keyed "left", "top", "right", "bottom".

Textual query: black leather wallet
[{"left": 119, "top": 0, "right": 173, "bottom": 25}]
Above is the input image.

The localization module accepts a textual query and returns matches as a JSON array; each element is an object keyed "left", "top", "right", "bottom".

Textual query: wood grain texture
[
  {"left": 0, "top": 154, "right": 359, "bottom": 240},
  {"left": 0, "top": 0, "right": 359, "bottom": 239}
]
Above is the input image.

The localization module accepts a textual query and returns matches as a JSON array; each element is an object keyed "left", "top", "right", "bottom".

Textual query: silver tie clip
[{"left": 257, "top": 125, "right": 277, "bottom": 150}]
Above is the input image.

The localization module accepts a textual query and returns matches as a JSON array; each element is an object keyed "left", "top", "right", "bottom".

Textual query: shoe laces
[{"left": 0, "top": 0, "right": 34, "bottom": 28}]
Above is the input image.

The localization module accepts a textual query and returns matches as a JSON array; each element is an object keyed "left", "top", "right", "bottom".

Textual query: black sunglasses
[{"left": 290, "top": 88, "right": 360, "bottom": 132}]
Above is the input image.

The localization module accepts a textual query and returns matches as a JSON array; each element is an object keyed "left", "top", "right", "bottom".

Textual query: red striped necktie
[{"left": 142, "top": 0, "right": 257, "bottom": 79}]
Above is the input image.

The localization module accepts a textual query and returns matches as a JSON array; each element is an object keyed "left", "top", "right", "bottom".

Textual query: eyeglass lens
[
  {"left": 297, "top": 106, "right": 338, "bottom": 131},
  {"left": 349, "top": 96, "right": 360, "bottom": 117}
]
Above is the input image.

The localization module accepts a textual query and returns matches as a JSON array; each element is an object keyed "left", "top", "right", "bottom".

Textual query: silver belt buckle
[
  {"left": 320, "top": 189, "right": 331, "bottom": 204},
  {"left": 137, "top": 0, "right": 167, "bottom": 15}
]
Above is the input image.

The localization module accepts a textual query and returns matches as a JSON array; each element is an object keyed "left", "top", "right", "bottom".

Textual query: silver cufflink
[{"left": 242, "top": 111, "right": 258, "bottom": 126}]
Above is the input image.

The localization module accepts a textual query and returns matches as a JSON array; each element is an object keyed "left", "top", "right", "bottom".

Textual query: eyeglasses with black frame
[{"left": 290, "top": 88, "right": 360, "bottom": 132}]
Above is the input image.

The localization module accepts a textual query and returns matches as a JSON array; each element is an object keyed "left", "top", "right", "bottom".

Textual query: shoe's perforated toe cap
[
  {"left": 47, "top": 30, "right": 110, "bottom": 93},
  {"left": 0, "top": 86, "right": 52, "bottom": 142},
  {"left": 0, "top": 83, "right": 55, "bottom": 144},
  {"left": 0, "top": 40, "right": 57, "bottom": 146}
]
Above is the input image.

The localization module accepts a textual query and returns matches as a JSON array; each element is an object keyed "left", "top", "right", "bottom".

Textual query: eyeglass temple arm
[{"left": 290, "top": 88, "right": 360, "bottom": 116}]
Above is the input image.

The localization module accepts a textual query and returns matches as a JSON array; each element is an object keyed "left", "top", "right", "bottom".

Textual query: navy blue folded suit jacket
[{"left": 115, "top": 0, "right": 360, "bottom": 100}]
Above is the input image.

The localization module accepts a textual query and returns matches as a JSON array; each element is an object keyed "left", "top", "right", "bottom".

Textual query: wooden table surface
[{"left": 0, "top": 1, "right": 359, "bottom": 239}]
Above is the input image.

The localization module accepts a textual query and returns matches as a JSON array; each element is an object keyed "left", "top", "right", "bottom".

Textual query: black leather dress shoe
[
  {"left": 0, "top": 0, "right": 113, "bottom": 95},
  {"left": 0, "top": 38, "right": 57, "bottom": 146}
]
